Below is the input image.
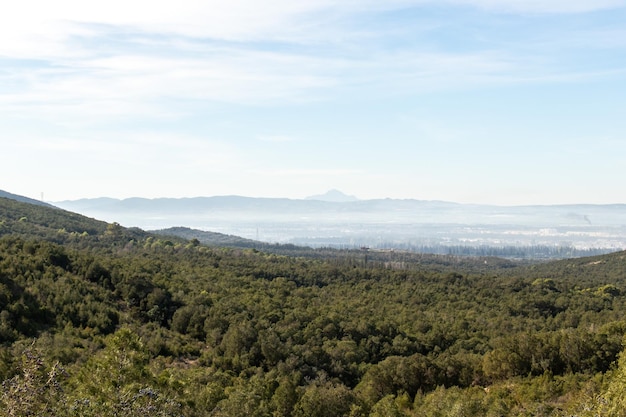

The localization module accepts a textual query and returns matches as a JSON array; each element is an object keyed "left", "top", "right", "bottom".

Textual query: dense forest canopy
[{"left": 2, "top": 195, "right": 626, "bottom": 416}]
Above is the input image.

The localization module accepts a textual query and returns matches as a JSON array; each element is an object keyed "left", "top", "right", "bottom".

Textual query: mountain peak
[{"left": 305, "top": 189, "right": 359, "bottom": 202}]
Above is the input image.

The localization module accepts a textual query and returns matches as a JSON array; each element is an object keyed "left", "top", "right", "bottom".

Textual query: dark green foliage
[
  {"left": 293, "top": 378, "right": 355, "bottom": 417},
  {"left": 2, "top": 196, "right": 626, "bottom": 416},
  {"left": 357, "top": 354, "right": 437, "bottom": 406}
]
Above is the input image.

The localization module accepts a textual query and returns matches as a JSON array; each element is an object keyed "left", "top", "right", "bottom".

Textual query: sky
[{"left": 1, "top": 0, "right": 625, "bottom": 205}]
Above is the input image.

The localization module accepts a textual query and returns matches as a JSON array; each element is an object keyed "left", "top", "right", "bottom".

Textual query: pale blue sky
[{"left": 1, "top": 0, "right": 625, "bottom": 204}]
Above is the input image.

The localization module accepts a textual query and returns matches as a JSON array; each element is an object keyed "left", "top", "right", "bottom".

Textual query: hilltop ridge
[{"left": 0, "top": 189, "right": 54, "bottom": 207}]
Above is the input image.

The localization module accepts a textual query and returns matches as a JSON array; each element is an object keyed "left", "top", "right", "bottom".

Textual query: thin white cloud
[
  {"left": 2, "top": 0, "right": 624, "bottom": 58},
  {"left": 1, "top": 36, "right": 615, "bottom": 129},
  {"left": 0, "top": 1, "right": 337, "bottom": 55},
  {"left": 0, "top": 36, "right": 538, "bottom": 107},
  {"left": 0, "top": 46, "right": 342, "bottom": 124}
]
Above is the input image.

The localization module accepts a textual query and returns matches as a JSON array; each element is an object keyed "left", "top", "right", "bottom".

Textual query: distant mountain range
[
  {"left": 53, "top": 193, "right": 626, "bottom": 227},
  {"left": 51, "top": 192, "right": 626, "bottom": 251},
  {"left": 2, "top": 187, "right": 625, "bottom": 257}
]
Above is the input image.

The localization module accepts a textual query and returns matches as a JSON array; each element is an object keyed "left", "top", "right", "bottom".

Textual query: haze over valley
[{"left": 54, "top": 190, "right": 626, "bottom": 258}]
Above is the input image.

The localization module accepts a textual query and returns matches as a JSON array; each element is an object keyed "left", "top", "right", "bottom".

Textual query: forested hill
[
  {"left": 0, "top": 196, "right": 150, "bottom": 245},
  {"left": 0, "top": 189, "right": 54, "bottom": 207},
  {"left": 513, "top": 249, "right": 626, "bottom": 287},
  {"left": 0, "top": 195, "right": 106, "bottom": 236},
  {"left": 3, "top": 195, "right": 626, "bottom": 416},
  {"left": 153, "top": 226, "right": 261, "bottom": 248}
]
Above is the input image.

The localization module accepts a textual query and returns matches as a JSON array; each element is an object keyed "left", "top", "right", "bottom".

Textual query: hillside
[
  {"left": 155, "top": 226, "right": 522, "bottom": 272},
  {"left": 514, "top": 249, "right": 626, "bottom": 286},
  {"left": 2, "top": 196, "right": 626, "bottom": 416},
  {"left": 0, "top": 196, "right": 149, "bottom": 246},
  {"left": 0, "top": 189, "right": 53, "bottom": 207},
  {"left": 153, "top": 226, "right": 261, "bottom": 248},
  {"left": 0, "top": 196, "right": 105, "bottom": 237}
]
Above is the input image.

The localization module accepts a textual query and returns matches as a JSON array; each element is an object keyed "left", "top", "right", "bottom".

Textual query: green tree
[
  {"left": 581, "top": 341, "right": 626, "bottom": 416},
  {"left": 293, "top": 378, "right": 355, "bottom": 417}
]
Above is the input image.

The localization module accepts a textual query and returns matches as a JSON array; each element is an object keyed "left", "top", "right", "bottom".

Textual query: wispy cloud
[
  {"left": 4, "top": 1, "right": 624, "bottom": 57},
  {"left": 2, "top": 0, "right": 624, "bottom": 117},
  {"left": 0, "top": 31, "right": 577, "bottom": 126}
]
